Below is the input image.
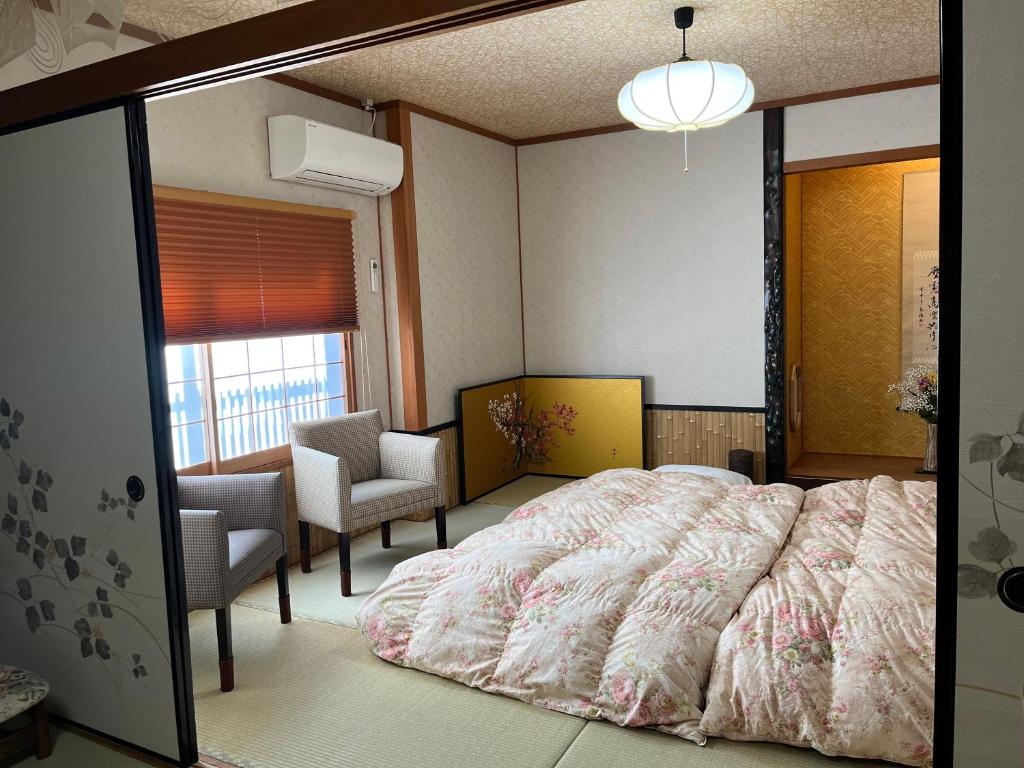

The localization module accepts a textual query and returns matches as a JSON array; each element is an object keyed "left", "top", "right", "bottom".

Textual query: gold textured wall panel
[
  {"left": 645, "top": 409, "right": 766, "bottom": 485},
  {"left": 800, "top": 159, "right": 937, "bottom": 457},
  {"left": 784, "top": 173, "right": 804, "bottom": 468}
]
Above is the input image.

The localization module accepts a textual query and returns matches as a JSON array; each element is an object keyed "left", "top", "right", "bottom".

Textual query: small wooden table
[{"left": 0, "top": 665, "right": 51, "bottom": 761}]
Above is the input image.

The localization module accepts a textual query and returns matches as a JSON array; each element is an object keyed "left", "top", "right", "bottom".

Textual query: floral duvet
[
  {"left": 701, "top": 476, "right": 937, "bottom": 767},
  {"left": 357, "top": 468, "right": 803, "bottom": 743}
]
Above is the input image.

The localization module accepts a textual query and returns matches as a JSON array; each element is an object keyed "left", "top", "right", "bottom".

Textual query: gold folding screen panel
[{"left": 459, "top": 375, "right": 644, "bottom": 501}]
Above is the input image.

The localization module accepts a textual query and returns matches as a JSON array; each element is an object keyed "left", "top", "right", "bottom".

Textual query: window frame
[{"left": 171, "top": 332, "right": 357, "bottom": 475}]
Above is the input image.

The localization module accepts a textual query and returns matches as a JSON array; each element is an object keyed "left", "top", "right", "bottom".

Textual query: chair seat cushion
[
  {"left": 227, "top": 529, "right": 282, "bottom": 598},
  {"left": 350, "top": 478, "right": 436, "bottom": 525},
  {"left": 0, "top": 666, "right": 48, "bottom": 721}
]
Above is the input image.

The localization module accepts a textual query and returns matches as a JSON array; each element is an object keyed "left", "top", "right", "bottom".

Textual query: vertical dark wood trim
[
  {"left": 344, "top": 332, "right": 359, "bottom": 412},
  {"left": 375, "top": 195, "right": 396, "bottom": 427},
  {"left": 514, "top": 146, "right": 527, "bottom": 374},
  {"left": 763, "top": 108, "right": 786, "bottom": 484},
  {"left": 124, "top": 99, "right": 199, "bottom": 766},
  {"left": 934, "top": 0, "right": 962, "bottom": 763},
  {"left": 386, "top": 103, "right": 429, "bottom": 431}
]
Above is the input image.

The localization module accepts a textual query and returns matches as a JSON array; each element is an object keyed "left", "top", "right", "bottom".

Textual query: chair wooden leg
[
  {"left": 435, "top": 505, "right": 447, "bottom": 549},
  {"left": 339, "top": 532, "right": 352, "bottom": 597},
  {"left": 29, "top": 700, "right": 51, "bottom": 759},
  {"left": 381, "top": 520, "right": 391, "bottom": 549},
  {"left": 276, "top": 555, "right": 291, "bottom": 624},
  {"left": 216, "top": 606, "right": 234, "bottom": 692},
  {"left": 298, "top": 520, "right": 312, "bottom": 573}
]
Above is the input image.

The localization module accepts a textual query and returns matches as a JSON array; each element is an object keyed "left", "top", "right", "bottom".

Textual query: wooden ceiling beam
[
  {"left": 377, "top": 100, "right": 515, "bottom": 145},
  {"left": 0, "top": 0, "right": 582, "bottom": 131}
]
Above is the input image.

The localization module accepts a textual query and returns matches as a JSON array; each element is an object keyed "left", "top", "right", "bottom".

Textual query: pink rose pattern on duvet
[
  {"left": 700, "top": 476, "right": 936, "bottom": 767},
  {"left": 356, "top": 468, "right": 803, "bottom": 744}
]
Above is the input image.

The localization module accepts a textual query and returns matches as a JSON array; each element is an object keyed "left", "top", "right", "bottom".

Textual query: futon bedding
[
  {"left": 356, "top": 468, "right": 803, "bottom": 743},
  {"left": 700, "top": 476, "right": 936, "bottom": 767}
]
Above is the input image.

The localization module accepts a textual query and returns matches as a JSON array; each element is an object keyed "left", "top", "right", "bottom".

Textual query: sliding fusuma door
[{"left": 0, "top": 104, "right": 194, "bottom": 764}]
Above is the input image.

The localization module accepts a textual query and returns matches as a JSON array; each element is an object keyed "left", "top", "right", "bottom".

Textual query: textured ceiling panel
[{"left": 125, "top": 0, "right": 939, "bottom": 140}]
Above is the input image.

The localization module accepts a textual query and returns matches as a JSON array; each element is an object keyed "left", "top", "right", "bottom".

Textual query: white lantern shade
[{"left": 618, "top": 60, "right": 754, "bottom": 132}]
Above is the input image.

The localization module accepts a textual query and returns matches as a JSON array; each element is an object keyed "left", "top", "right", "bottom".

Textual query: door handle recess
[
  {"left": 126, "top": 475, "right": 145, "bottom": 503},
  {"left": 997, "top": 567, "right": 1024, "bottom": 613}
]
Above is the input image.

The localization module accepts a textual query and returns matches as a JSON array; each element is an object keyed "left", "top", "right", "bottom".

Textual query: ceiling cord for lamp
[{"left": 683, "top": 132, "right": 689, "bottom": 173}]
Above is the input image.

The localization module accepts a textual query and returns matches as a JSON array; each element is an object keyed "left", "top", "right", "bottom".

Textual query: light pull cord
[{"left": 683, "top": 132, "right": 689, "bottom": 173}]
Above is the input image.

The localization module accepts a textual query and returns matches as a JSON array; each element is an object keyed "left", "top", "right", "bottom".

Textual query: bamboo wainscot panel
[{"left": 645, "top": 409, "right": 767, "bottom": 484}]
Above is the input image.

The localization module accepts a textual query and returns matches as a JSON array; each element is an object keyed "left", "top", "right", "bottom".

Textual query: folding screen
[{"left": 459, "top": 375, "right": 644, "bottom": 502}]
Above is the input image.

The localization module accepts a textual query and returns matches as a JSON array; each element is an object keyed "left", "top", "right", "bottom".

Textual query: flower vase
[{"left": 920, "top": 422, "right": 938, "bottom": 474}]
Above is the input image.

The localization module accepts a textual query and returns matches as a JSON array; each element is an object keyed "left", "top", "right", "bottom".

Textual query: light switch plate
[{"left": 369, "top": 258, "right": 380, "bottom": 293}]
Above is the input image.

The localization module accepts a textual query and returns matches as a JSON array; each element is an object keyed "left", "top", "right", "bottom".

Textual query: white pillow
[{"left": 653, "top": 464, "right": 753, "bottom": 486}]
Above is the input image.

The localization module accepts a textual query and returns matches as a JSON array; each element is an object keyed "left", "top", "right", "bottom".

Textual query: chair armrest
[
  {"left": 379, "top": 432, "right": 445, "bottom": 505},
  {"left": 177, "top": 473, "right": 286, "bottom": 536},
  {"left": 178, "top": 509, "right": 228, "bottom": 611},
  {"left": 292, "top": 445, "right": 351, "bottom": 531}
]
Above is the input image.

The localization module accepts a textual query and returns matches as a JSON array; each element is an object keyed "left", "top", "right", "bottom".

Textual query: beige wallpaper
[
  {"left": 145, "top": 77, "right": 393, "bottom": 427},
  {"left": 372, "top": 112, "right": 405, "bottom": 430},
  {"left": 955, "top": 1, "right": 1024, "bottom": 764},
  {"left": 517, "top": 112, "right": 765, "bottom": 407},
  {"left": 799, "top": 159, "right": 937, "bottom": 457},
  {"left": 0, "top": 11, "right": 149, "bottom": 92},
  {"left": 410, "top": 112, "right": 523, "bottom": 426},
  {"left": 785, "top": 85, "right": 940, "bottom": 162}
]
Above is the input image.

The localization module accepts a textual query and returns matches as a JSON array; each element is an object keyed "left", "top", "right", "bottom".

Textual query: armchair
[
  {"left": 290, "top": 409, "right": 446, "bottom": 597},
  {"left": 177, "top": 473, "right": 290, "bottom": 692}
]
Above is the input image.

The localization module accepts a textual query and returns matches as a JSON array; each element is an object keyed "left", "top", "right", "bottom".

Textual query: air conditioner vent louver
[{"left": 268, "top": 115, "right": 403, "bottom": 197}]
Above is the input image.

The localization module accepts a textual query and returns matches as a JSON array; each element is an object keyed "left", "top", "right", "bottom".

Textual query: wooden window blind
[{"left": 154, "top": 186, "right": 358, "bottom": 343}]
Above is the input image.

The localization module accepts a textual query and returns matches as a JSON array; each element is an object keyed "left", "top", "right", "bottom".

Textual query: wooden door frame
[
  {"left": 778, "top": 148, "right": 941, "bottom": 484},
  {"left": 763, "top": 1, "right": 961, "bottom": 762},
  {"left": 933, "top": 0, "right": 962, "bottom": 762}
]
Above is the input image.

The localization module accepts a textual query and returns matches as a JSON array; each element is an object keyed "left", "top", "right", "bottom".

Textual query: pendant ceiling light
[{"left": 617, "top": 7, "right": 754, "bottom": 170}]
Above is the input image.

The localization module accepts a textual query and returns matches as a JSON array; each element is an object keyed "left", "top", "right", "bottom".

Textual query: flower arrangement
[
  {"left": 487, "top": 391, "right": 577, "bottom": 471},
  {"left": 888, "top": 365, "right": 938, "bottom": 424}
]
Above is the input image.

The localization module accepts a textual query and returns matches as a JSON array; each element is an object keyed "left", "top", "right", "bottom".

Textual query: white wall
[
  {"left": 517, "top": 113, "right": 765, "bottom": 407},
  {"left": 410, "top": 112, "right": 523, "bottom": 425},
  {"left": 145, "top": 79, "right": 394, "bottom": 427},
  {"left": 954, "top": 2, "right": 1024, "bottom": 765},
  {"left": 785, "top": 85, "right": 940, "bottom": 162}
]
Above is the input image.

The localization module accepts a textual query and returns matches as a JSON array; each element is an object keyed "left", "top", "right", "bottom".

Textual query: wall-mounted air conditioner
[{"left": 268, "top": 114, "right": 403, "bottom": 196}]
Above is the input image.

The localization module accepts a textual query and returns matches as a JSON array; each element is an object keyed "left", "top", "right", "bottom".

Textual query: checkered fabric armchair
[
  {"left": 290, "top": 409, "right": 446, "bottom": 597},
  {"left": 178, "top": 473, "right": 291, "bottom": 692}
]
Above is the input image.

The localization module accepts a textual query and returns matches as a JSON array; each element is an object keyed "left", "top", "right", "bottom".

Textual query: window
[
  {"left": 166, "top": 332, "right": 352, "bottom": 470},
  {"left": 166, "top": 344, "right": 208, "bottom": 469},
  {"left": 153, "top": 187, "right": 359, "bottom": 472}
]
